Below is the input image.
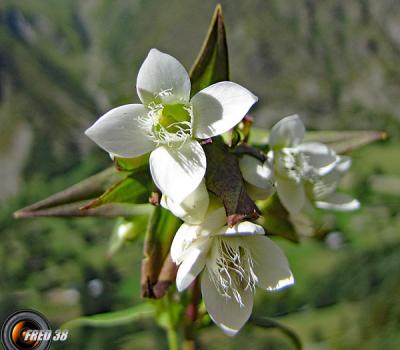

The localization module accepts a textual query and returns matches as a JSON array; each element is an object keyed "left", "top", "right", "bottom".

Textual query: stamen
[
  {"left": 208, "top": 238, "right": 257, "bottom": 307},
  {"left": 137, "top": 102, "right": 193, "bottom": 147},
  {"left": 276, "top": 148, "right": 316, "bottom": 183}
]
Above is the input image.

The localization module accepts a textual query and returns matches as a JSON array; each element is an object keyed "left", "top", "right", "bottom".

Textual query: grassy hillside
[{"left": 0, "top": 1, "right": 399, "bottom": 349}]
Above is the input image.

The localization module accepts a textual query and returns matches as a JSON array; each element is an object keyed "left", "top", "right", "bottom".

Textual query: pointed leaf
[
  {"left": 14, "top": 201, "right": 152, "bottom": 218},
  {"left": 189, "top": 4, "right": 229, "bottom": 96},
  {"left": 141, "top": 206, "right": 181, "bottom": 298},
  {"left": 203, "top": 138, "right": 260, "bottom": 226},
  {"left": 83, "top": 169, "right": 154, "bottom": 209},
  {"left": 249, "top": 127, "right": 386, "bottom": 154},
  {"left": 14, "top": 167, "right": 125, "bottom": 216},
  {"left": 307, "top": 130, "right": 387, "bottom": 153},
  {"left": 62, "top": 303, "right": 154, "bottom": 329}
]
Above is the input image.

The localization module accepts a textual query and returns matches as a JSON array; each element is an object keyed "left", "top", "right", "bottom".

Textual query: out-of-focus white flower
[
  {"left": 268, "top": 115, "right": 359, "bottom": 214},
  {"left": 85, "top": 49, "right": 257, "bottom": 203},
  {"left": 171, "top": 206, "right": 294, "bottom": 336},
  {"left": 310, "top": 156, "right": 360, "bottom": 211}
]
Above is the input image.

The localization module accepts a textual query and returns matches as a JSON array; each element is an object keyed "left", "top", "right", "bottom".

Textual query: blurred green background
[{"left": 0, "top": 0, "right": 399, "bottom": 349}]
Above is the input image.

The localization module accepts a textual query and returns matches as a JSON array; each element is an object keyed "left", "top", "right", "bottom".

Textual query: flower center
[
  {"left": 275, "top": 148, "right": 312, "bottom": 183},
  {"left": 139, "top": 102, "right": 193, "bottom": 146},
  {"left": 208, "top": 237, "right": 257, "bottom": 306}
]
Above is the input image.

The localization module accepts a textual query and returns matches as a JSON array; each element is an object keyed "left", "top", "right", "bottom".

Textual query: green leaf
[
  {"left": 141, "top": 206, "right": 181, "bottom": 298},
  {"left": 249, "top": 127, "right": 386, "bottom": 154},
  {"left": 189, "top": 4, "right": 229, "bottom": 96},
  {"left": 114, "top": 153, "right": 150, "bottom": 172},
  {"left": 305, "top": 130, "right": 387, "bottom": 153},
  {"left": 258, "top": 194, "right": 299, "bottom": 243},
  {"left": 203, "top": 138, "right": 260, "bottom": 226},
  {"left": 83, "top": 169, "right": 153, "bottom": 209},
  {"left": 14, "top": 201, "right": 152, "bottom": 219},
  {"left": 62, "top": 303, "right": 154, "bottom": 329},
  {"left": 14, "top": 167, "right": 135, "bottom": 219}
]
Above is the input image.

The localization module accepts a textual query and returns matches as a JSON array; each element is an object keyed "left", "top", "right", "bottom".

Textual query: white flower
[
  {"left": 311, "top": 156, "right": 360, "bottom": 211},
  {"left": 239, "top": 154, "right": 275, "bottom": 200},
  {"left": 85, "top": 49, "right": 257, "bottom": 203},
  {"left": 170, "top": 206, "right": 294, "bottom": 336},
  {"left": 268, "top": 115, "right": 358, "bottom": 214}
]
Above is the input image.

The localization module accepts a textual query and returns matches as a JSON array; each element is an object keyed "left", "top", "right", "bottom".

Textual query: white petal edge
[
  {"left": 85, "top": 104, "right": 155, "bottom": 158},
  {"left": 170, "top": 223, "right": 202, "bottom": 264},
  {"left": 335, "top": 156, "right": 352, "bottom": 173},
  {"left": 191, "top": 81, "right": 258, "bottom": 139},
  {"left": 149, "top": 140, "right": 206, "bottom": 203},
  {"left": 161, "top": 181, "right": 209, "bottom": 224},
  {"left": 244, "top": 235, "right": 294, "bottom": 291},
  {"left": 176, "top": 239, "right": 211, "bottom": 292},
  {"left": 315, "top": 193, "right": 360, "bottom": 211},
  {"left": 239, "top": 155, "right": 273, "bottom": 189},
  {"left": 269, "top": 115, "right": 305, "bottom": 149},
  {"left": 217, "top": 221, "right": 265, "bottom": 236},
  {"left": 295, "top": 142, "right": 338, "bottom": 176},
  {"left": 201, "top": 269, "right": 254, "bottom": 336},
  {"left": 136, "top": 48, "right": 191, "bottom": 105},
  {"left": 276, "top": 177, "right": 305, "bottom": 214}
]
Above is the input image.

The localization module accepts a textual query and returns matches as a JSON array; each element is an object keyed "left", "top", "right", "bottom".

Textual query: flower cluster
[{"left": 85, "top": 49, "right": 359, "bottom": 335}]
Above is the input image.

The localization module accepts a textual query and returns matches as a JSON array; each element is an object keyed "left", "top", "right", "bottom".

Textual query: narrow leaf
[
  {"left": 141, "top": 206, "right": 181, "bottom": 298},
  {"left": 311, "top": 131, "right": 387, "bottom": 153},
  {"left": 152, "top": 254, "right": 178, "bottom": 299},
  {"left": 189, "top": 4, "right": 229, "bottom": 96},
  {"left": 249, "top": 127, "right": 386, "bottom": 154},
  {"left": 14, "top": 167, "right": 126, "bottom": 217},
  {"left": 14, "top": 201, "right": 152, "bottom": 219},
  {"left": 83, "top": 169, "right": 153, "bottom": 209},
  {"left": 203, "top": 138, "right": 260, "bottom": 226},
  {"left": 62, "top": 303, "right": 154, "bottom": 329}
]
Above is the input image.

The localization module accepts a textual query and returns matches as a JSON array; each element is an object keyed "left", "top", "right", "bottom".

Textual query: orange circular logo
[{"left": 1, "top": 310, "right": 51, "bottom": 350}]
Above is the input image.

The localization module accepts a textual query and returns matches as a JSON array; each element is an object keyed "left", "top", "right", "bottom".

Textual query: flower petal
[
  {"left": 201, "top": 269, "right": 254, "bottom": 336},
  {"left": 295, "top": 142, "right": 338, "bottom": 175},
  {"left": 335, "top": 156, "right": 352, "bottom": 173},
  {"left": 149, "top": 140, "right": 206, "bottom": 203},
  {"left": 176, "top": 239, "right": 211, "bottom": 292},
  {"left": 276, "top": 177, "right": 305, "bottom": 214},
  {"left": 239, "top": 155, "right": 273, "bottom": 190},
  {"left": 85, "top": 104, "right": 155, "bottom": 158},
  {"left": 161, "top": 181, "right": 209, "bottom": 224},
  {"left": 244, "top": 236, "right": 294, "bottom": 291},
  {"left": 315, "top": 193, "right": 360, "bottom": 211},
  {"left": 170, "top": 223, "right": 202, "bottom": 264},
  {"left": 136, "top": 48, "right": 191, "bottom": 105},
  {"left": 217, "top": 221, "right": 265, "bottom": 236},
  {"left": 269, "top": 115, "right": 305, "bottom": 149},
  {"left": 245, "top": 182, "right": 274, "bottom": 200},
  {"left": 191, "top": 81, "right": 258, "bottom": 139}
]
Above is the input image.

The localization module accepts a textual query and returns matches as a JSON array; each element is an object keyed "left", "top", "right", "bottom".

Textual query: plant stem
[
  {"left": 163, "top": 290, "right": 180, "bottom": 350},
  {"left": 166, "top": 325, "right": 179, "bottom": 350},
  {"left": 183, "top": 278, "right": 200, "bottom": 350}
]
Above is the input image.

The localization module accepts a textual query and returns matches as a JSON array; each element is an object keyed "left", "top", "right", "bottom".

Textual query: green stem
[
  {"left": 166, "top": 325, "right": 179, "bottom": 350},
  {"left": 163, "top": 291, "right": 180, "bottom": 350}
]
